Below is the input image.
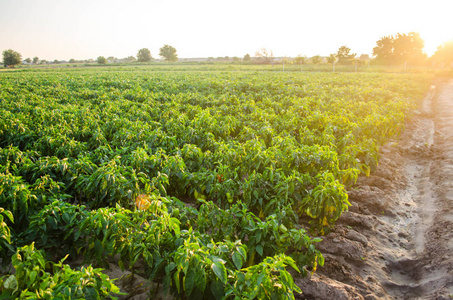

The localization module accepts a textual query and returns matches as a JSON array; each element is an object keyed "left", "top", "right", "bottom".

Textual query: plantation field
[{"left": 0, "top": 68, "right": 432, "bottom": 299}]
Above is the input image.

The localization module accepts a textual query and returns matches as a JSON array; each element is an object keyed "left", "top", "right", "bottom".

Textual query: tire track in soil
[
  {"left": 367, "top": 79, "right": 453, "bottom": 299},
  {"left": 364, "top": 79, "right": 453, "bottom": 299},
  {"left": 297, "top": 79, "right": 453, "bottom": 300},
  {"left": 412, "top": 79, "right": 453, "bottom": 299}
]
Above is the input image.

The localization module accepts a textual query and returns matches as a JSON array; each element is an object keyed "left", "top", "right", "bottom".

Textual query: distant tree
[
  {"left": 24, "top": 58, "right": 31, "bottom": 64},
  {"left": 40, "top": 60, "right": 48, "bottom": 64},
  {"left": 97, "top": 56, "right": 107, "bottom": 64},
  {"left": 107, "top": 56, "right": 116, "bottom": 63},
  {"left": 254, "top": 48, "right": 273, "bottom": 64},
  {"left": 69, "top": 59, "right": 76, "bottom": 63},
  {"left": 359, "top": 54, "right": 370, "bottom": 61},
  {"left": 295, "top": 55, "right": 305, "bottom": 64},
  {"left": 281, "top": 57, "right": 290, "bottom": 64},
  {"left": 33, "top": 57, "right": 39, "bottom": 64},
  {"left": 393, "top": 32, "right": 426, "bottom": 64},
  {"left": 53, "top": 59, "right": 60, "bottom": 64},
  {"left": 373, "top": 32, "right": 426, "bottom": 65},
  {"left": 335, "top": 46, "right": 356, "bottom": 64},
  {"left": 310, "top": 55, "right": 321, "bottom": 64},
  {"left": 243, "top": 54, "right": 251, "bottom": 61},
  {"left": 372, "top": 36, "right": 394, "bottom": 64},
  {"left": 137, "top": 48, "right": 152, "bottom": 62},
  {"left": 232, "top": 56, "right": 240, "bottom": 62},
  {"left": 123, "top": 56, "right": 136, "bottom": 63},
  {"left": 327, "top": 54, "right": 336, "bottom": 64},
  {"left": 431, "top": 40, "right": 453, "bottom": 66},
  {"left": 159, "top": 45, "right": 178, "bottom": 62},
  {"left": 2, "top": 49, "right": 22, "bottom": 67}
]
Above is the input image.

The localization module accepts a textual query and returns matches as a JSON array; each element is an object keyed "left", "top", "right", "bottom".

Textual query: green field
[
  {"left": 2, "top": 61, "right": 448, "bottom": 74},
  {"left": 0, "top": 67, "right": 432, "bottom": 299}
]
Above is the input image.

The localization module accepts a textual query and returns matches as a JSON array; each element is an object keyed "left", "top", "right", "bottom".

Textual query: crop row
[{"left": 0, "top": 69, "right": 432, "bottom": 298}]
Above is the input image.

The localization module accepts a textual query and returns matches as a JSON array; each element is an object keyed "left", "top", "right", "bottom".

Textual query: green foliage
[
  {"left": 196, "top": 201, "right": 323, "bottom": 274},
  {"left": 226, "top": 254, "right": 302, "bottom": 300},
  {"left": 137, "top": 48, "right": 152, "bottom": 62},
  {"left": 25, "top": 201, "right": 87, "bottom": 257},
  {"left": 327, "top": 54, "right": 336, "bottom": 64},
  {"left": 0, "top": 243, "right": 121, "bottom": 299},
  {"left": 96, "top": 56, "right": 107, "bottom": 64},
  {"left": 0, "top": 68, "right": 433, "bottom": 299},
  {"left": 75, "top": 205, "right": 135, "bottom": 263},
  {"left": 295, "top": 55, "right": 305, "bottom": 64},
  {"left": 159, "top": 45, "right": 178, "bottom": 62},
  {"left": 164, "top": 235, "right": 243, "bottom": 298},
  {"left": 335, "top": 46, "right": 356, "bottom": 65},
  {"left": 373, "top": 32, "right": 427, "bottom": 65},
  {"left": 0, "top": 207, "right": 14, "bottom": 261},
  {"left": 0, "top": 173, "right": 37, "bottom": 227},
  {"left": 74, "top": 156, "right": 151, "bottom": 207},
  {"left": 2, "top": 49, "right": 22, "bottom": 67},
  {"left": 310, "top": 55, "right": 321, "bottom": 64}
]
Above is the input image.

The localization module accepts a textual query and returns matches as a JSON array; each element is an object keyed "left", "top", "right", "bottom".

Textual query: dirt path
[{"left": 298, "top": 79, "right": 453, "bottom": 300}]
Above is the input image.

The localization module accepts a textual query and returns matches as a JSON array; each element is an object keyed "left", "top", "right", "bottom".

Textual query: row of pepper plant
[{"left": 0, "top": 68, "right": 432, "bottom": 299}]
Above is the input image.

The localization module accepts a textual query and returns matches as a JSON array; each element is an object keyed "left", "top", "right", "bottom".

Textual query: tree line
[
  {"left": 96, "top": 45, "right": 178, "bottom": 65},
  {"left": 1, "top": 44, "right": 178, "bottom": 67},
  {"left": 251, "top": 33, "right": 452, "bottom": 67},
  {"left": 2, "top": 33, "right": 453, "bottom": 68}
]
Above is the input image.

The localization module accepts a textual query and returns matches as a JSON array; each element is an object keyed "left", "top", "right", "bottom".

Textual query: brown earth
[{"left": 297, "top": 78, "right": 453, "bottom": 300}]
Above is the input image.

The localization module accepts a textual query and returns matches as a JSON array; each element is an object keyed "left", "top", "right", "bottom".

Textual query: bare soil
[{"left": 297, "top": 78, "right": 453, "bottom": 300}]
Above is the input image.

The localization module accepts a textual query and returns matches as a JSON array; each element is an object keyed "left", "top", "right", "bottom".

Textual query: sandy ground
[{"left": 297, "top": 78, "right": 453, "bottom": 300}]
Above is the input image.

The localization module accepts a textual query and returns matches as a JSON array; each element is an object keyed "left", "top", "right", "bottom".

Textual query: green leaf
[
  {"left": 232, "top": 252, "right": 243, "bottom": 270},
  {"left": 211, "top": 256, "right": 226, "bottom": 264},
  {"left": 210, "top": 280, "right": 224, "bottom": 299},
  {"left": 237, "top": 246, "right": 247, "bottom": 261},
  {"left": 62, "top": 212, "right": 71, "bottom": 224},
  {"left": 184, "top": 269, "right": 195, "bottom": 296},
  {"left": 84, "top": 287, "right": 101, "bottom": 300},
  {"left": 256, "top": 232, "right": 262, "bottom": 243},
  {"left": 2, "top": 211, "right": 13, "bottom": 223},
  {"left": 211, "top": 261, "right": 227, "bottom": 284},
  {"left": 165, "top": 262, "right": 176, "bottom": 274},
  {"left": 283, "top": 256, "right": 300, "bottom": 272},
  {"left": 3, "top": 275, "right": 17, "bottom": 292},
  {"left": 173, "top": 271, "right": 180, "bottom": 294},
  {"left": 255, "top": 245, "right": 263, "bottom": 257},
  {"left": 29, "top": 270, "right": 38, "bottom": 284},
  {"left": 279, "top": 270, "right": 293, "bottom": 288},
  {"left": 74, "top": 229, "right": 81, "bottom": 241},
  {"left": 48, "top": 217, "right": 58, "bottom": 229},
  {"left": 195, "top": 269, "right": 206, "bottom": 292},
  {"left": 236, "top": 272, "right": 245, "bottom": 284}
]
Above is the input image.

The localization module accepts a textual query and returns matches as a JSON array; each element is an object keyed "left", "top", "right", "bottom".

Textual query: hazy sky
[{"left": 1, "top": 0, "right": 451, "bottom": 60}]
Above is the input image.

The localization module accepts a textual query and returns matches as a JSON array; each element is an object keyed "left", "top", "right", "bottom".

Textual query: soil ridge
[{"left": 298, "top": 79, "right": 453, "bottom": 300}]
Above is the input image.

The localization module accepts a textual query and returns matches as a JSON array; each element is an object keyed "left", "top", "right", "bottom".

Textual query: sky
[{"left": 0, "top": 0, "right": 452, "bottom": 61}]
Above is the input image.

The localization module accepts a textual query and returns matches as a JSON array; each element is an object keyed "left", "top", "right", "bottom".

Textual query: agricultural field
[{"left": 0, "top": 67, "right": 432, "bottom": 299}]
